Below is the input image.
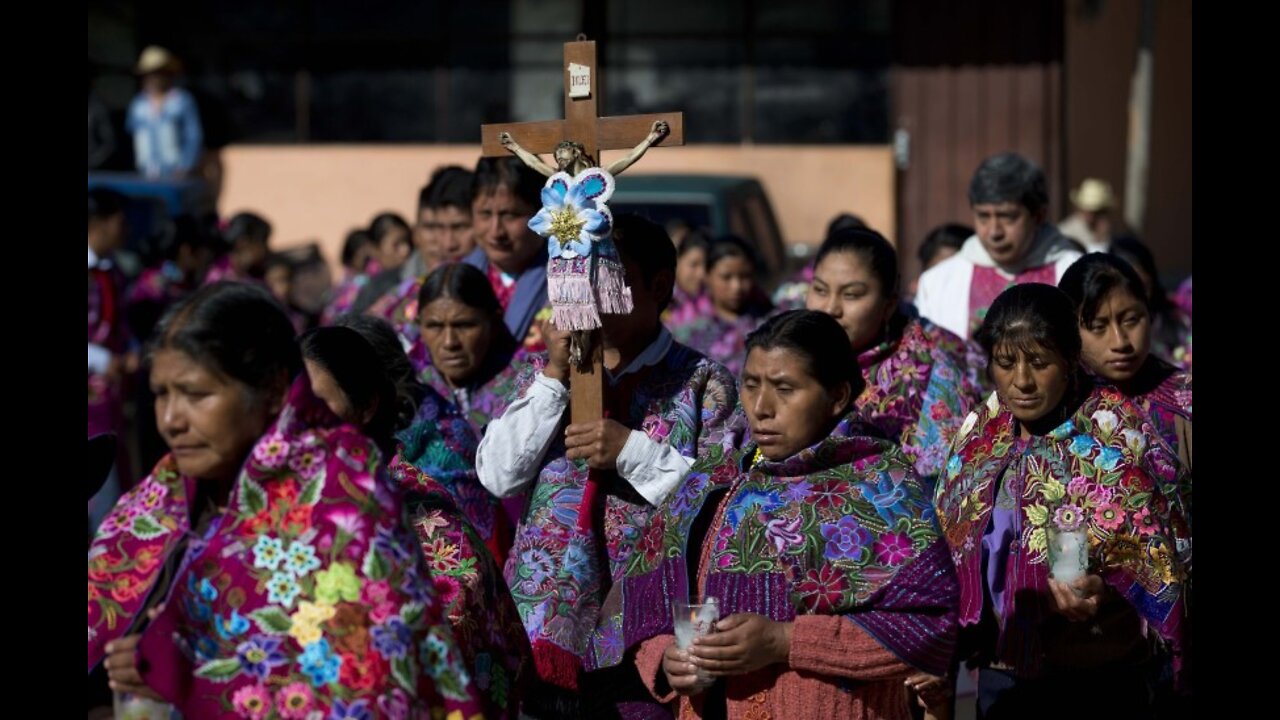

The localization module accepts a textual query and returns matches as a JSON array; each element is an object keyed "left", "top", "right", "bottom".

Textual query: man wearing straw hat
[
  {"left": 1059, "top": 178, "right": 1117, "bottom": 253},
  {"left": 126, "top": 46, "right": 203, "bottom": 180}
]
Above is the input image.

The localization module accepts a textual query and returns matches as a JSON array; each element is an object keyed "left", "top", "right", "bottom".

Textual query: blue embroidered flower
[
  {"left": 725, "top": 489, "right": 784, "bottom": 529},
  {"left": 236, "top": 634, "right": 287, "bottom": 680},
  {"left": 1068, "top": 435, "right": 1097, "bottom": 458},
  {"left": 328, "top": 699, "right": 372, "bottom": 720},
  {"left": 371, "top": 617, "right": 413, "bottom": 660},
  {"left": 284, "top": 539, "right": 322, "bottom": 577},
  {"left": 299, "top": 638, "right": 342, "bottom": 686},
  {"left": 564, "top": 542, "right": 593, "bottom": 584},
  {"left": 528, "top": 169, "right": 616, "bottom": 258},
  {"left": 856, "top": 473, "right": 910, "bottom": 526},
  {"left": 197, "top": 577, "right": 218, "bottom": 601},
  {"left": 1095, "top": 446, "right": 1123, "bottom": 471},
  {"left": 1049, "top": 419, "right": 1077, "bottom": 442},
  {"left": 820, "top": 516, "right": 873, "bottom": 561},
  {"left": 419, "top": 631, "right": 453, "bottom": 676},
  {"left": 253, "top": 536, "right": 285, "bottom": 571},
  {"left": 193, "top": 635, "right": 219, "bottom": 661},
  {"left": 266, "top": 571, "right": 302, "bottom": 609},
  {"left": 214, "top": 610, "right": 251, "bottom": 640},
  {"left": 372, "top": 523, "right": 412, "bottom": 562},
  {"left": 549, "top": 486, "right": 585, "bottom": 528}
]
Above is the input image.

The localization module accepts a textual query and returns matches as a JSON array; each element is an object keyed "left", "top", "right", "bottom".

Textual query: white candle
[
  {"left": 673, "top": 598, "right": 719, "bottom": 650},
  {"left": 673, "top": 598, "right": 720, "bottom": 686},
  {"left": 1049, "top": 530, "right": 1086, "bottom": 584}
]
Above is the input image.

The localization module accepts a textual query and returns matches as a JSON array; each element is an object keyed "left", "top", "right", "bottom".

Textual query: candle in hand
[{"left": 1049, "top": 529, "right": 1087, "bottom": 584}]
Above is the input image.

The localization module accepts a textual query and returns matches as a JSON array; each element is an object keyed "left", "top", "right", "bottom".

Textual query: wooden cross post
[{"left": 481, "top": 38, "right": 684, "bottom": 424}]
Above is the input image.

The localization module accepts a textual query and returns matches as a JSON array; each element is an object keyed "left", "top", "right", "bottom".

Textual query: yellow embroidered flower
[
  {"left": 1027, "top": 527, "right": 1048, "bottom": 557},
  {"left": 293, "top": 600, "right": 336, "bottom": 625},
  {"left": 1024, "top": 503, "right": 1050, "bottom": 527},
  {"left": 1041, "top": 477, "right": 1066, "bottom": 503},
  {"left": 289, "top": 618, "right": 323, "bottom": 647},
  {"left": 288, "top": 600, "right": 334, "bottom": 646}
]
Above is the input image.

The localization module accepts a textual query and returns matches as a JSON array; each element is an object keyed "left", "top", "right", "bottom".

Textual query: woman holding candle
[
  {"left": 930, "top": 283, "right": 1191, "bottom": 718},
  {"left": 88, "top": 283, "right": 481, "bottom": 718},
  {"left": 588, "top": 310, "right": 959, "bottom": 719}
]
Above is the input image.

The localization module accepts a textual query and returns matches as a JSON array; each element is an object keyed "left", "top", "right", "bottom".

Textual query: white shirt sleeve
[
  {"left": 88, "top": 343, "right": 113, "bottom": 375},
  {"left": 476, "top": 372, "right": 569, "bottom": 498},
  {"left": 914, "top": 258, "right": 973, "bottom": 341},
  {"left": 913, "top": 268, "right": 939, "bottom": 325},
  {"left": 615, "top": 431, "right": 693, "bottom": 506}
]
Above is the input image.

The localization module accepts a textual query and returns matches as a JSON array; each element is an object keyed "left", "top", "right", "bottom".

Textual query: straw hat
[
  {"left": 134, "top": 45, "right": 181, "bottom": 76},
  {"left": 1070, "top": 178, "right": 1115, "bottom": 212}
]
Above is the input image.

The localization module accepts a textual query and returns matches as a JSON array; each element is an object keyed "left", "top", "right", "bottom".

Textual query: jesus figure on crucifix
[
  {"left": 496, "top": 120, "right": 671, "bottom": 368},
  {"left": 499, "top": 119, "right": 670, "bottom": 178}
]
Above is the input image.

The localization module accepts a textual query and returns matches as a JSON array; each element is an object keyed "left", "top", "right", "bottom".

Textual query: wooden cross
[{"left": 480, "top": 38, "right": 684, "bottom": 424}]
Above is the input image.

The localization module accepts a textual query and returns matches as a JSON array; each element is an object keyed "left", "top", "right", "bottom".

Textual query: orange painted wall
[{"left": 219, "top": 144, "right": 896, "bottom": 277}]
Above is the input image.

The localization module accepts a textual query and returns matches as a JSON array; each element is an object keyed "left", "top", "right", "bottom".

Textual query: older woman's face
[
  {"left": 419, "top": 297, "right": 495, "bottom": 387},
  {"left": 990, "top": 341, "right": 1072, "bottom": 425},
  {"left": 151, "top": 349, "right": 279, "bottom": 482},
  {"left": 741, "top": 346, "right": 849, "bottom": 461}
]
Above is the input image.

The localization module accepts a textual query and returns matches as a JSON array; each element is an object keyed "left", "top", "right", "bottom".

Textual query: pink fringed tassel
[
  {"left": 593, "top": 254, "right": 634, "bottom": 316},
  {"left": 548, "top": 256, "right": 601, "bottom": 331}
]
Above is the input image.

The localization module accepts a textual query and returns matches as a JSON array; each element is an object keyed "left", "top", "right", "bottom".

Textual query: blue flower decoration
[
  {"left": 528, "top": 169, "right": 617, "bottom": 259},
  {"left": 1068, "top": 435, "right": 1098, "bottom": 458},
  {"left": 1095, "top": 446, "right": 1123, "bottom": 471}
]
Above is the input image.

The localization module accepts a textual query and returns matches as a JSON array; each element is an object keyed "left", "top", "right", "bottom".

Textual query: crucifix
[{"left": 480, "top": 37, "right": 684, "bottom": 426}]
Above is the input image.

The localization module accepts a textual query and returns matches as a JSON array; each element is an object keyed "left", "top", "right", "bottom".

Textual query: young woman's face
[
  {"left": 806, "top": 251, "right": 896, "bottom": 352},
  {"left": 707, "top": 255, "right": 755, "bottom": 315},
  {"left": 1078, "top": 286, "right": 1151, "bottom": 385}
]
